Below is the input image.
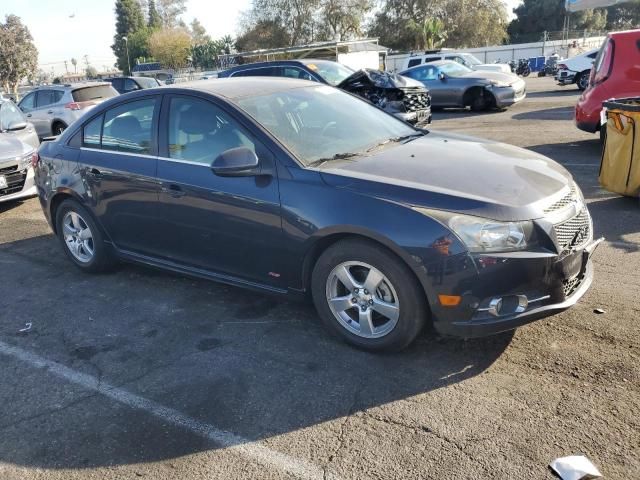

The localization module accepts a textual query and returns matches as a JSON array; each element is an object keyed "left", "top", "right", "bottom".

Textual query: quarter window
[
  {"left": 167, "top": 96, "right": 255, "bottom": 165},
  {"left": 83, "top": 114, "right": 103, "bottom": 147},
  {"left": 101, "top": 98, "right": 157, "bottom": 153}
]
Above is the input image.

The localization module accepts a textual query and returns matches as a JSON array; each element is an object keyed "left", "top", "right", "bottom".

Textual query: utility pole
[{"left": 122, "top": 36, "right": 131, "bottom": 75}]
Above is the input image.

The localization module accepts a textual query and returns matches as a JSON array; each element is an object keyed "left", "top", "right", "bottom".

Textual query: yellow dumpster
[{"left": 599, "top": 98, "right": 640, "bottom": 197}]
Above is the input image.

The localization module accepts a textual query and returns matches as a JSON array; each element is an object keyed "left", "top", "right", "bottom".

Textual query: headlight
[
  {"left": 18, "top": 151, "right": 35, "bottom": 170},
  {"left": 486, "top": 80, "right": 511, "bottom": 88},
  {"left": 448, "top": 215, "right": 529, "bottom": 252},
  {"left": 415, "top": 208, "right": 532, "bottom": 252}
]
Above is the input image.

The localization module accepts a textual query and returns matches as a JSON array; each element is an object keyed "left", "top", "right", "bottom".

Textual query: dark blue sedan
[{"left": 34, "top": 78, "right": 599, "bottom": 351}]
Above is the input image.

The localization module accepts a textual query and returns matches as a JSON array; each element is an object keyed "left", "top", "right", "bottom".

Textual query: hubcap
[
  {"left": 62, "top": 211, "right": 94, "bottom": 263},
  {"left": 326, "top": 261, "right": 400, "bottom": 339}
]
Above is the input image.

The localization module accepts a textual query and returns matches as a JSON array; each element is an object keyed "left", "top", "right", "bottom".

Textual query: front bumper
[
  {"left": 427, "top": 237, "right": 602, "bottom": 338},
  {"left": 490, "top": 84, "right": 527, "bottom": 108},
  {"left": 557, "top": 70, "right": 577, "bottom": 85},
  {"left": 395, "top": 108, "right": 432, "bottom": 126},
  {"left": 0, "top": 166, "right": 36, "bottom": 204}
]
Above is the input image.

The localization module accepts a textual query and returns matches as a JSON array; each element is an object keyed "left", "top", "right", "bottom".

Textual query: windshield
[
  {"left": 136, "top": 77, "right": 160, "bottom": 88},
  {"left": 461, "top": 54, "right": 483, "bottom": 66},
  {"left": 0, "top": 101, "right": 26, "bottom": 130},
  {"left": 440, "top": 61, "right": 472, "bottom": 77},
  {"left": 236, "top": 86, "right": 417, "bottom": 166},
  {"left": 304, "top": 61, "right": 354, "bottom": 86}
]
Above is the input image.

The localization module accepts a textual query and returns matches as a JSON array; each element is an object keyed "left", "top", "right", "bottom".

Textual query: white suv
[
  {"left": 18, "top": 83, "right": 118, "bottom": 138},
  {"left": 402, "top": 52, "right": 512, "bottom": 74},
  {"left": 556, "top": 49, "right": 598, "bottom": 90}
]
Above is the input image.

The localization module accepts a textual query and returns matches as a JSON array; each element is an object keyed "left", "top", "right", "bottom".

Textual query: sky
[{"left": 1, "top": 0, "right": 521, "bottom": 76}]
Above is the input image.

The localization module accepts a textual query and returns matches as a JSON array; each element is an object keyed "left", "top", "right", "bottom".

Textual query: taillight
[
  {"left": 558, "top": 63, "right": 567, "bottom": 70},
  {"left": 65, "top": 101, "right": 96, "bottom": 110},
  {"left": 31, "top": 152, "right": 40, "bottom": 168}
]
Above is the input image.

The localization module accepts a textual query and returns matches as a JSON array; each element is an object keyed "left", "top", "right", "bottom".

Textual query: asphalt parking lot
[{"left": 1, "top": 76, "right": 639, "bottom": 479}]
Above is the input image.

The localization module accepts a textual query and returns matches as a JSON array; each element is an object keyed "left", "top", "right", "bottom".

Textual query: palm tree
[
  {"left": 71, "top": 57, "right": 78, "bottom": 74},
  {"left": 221, "top": 35, "right": 235, "bottom": 55},
  {"left": 407, "top": 18, "right": 447, "bottom": 50}
]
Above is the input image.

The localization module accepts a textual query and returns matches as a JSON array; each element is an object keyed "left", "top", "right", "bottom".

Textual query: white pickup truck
[
  {"left": 556, "top": 48, "right": 599, "bottom": 90},
  {"left": 388, "top": 51, "right": 512, "bottom": 74}
]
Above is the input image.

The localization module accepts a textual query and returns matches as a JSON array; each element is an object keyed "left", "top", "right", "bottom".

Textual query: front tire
[
  {"left": 311, "top": 239, "right": 427, "bottom": 352},
  {"left": 576, "top": 71, "right": 590, "bottom": 91},
  {"left": 55, "top": 199, "right": 115, "bottom": 273}
]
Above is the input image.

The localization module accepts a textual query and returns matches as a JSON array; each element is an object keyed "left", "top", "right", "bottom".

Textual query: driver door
[{"left": 155, "top": 94, "right": 284, "bottom": 287}]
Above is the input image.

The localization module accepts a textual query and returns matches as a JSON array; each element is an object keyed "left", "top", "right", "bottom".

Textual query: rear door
[
  {"left": 155, "top": 93, "right": 284, "bottom": 287},
  {"left": 77, "top": 95, "right": 162, "bottom": 255},
  {"left": 19, "top": 91, "right": 49, "bottom": 137}
]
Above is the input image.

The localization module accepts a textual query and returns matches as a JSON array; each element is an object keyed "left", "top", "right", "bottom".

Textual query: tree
[
  {"left": 444, "top": 0, "right": 508, "bottom": 47},
  {"left": 0, "top": 15, "right": 38, "bottom": 95},
  {"left": 156, "top": 0, "right": 187, "bottom": 28},
  {"left": 147, "top": 0, "right": 162, "bottom": 28},
  {"left": 605, "top": 1, "right": 640, "bottom": 29},
  {"left": 190, "top": 18, "right": 211, "bottom": 45},
  {"left": 127, "top": 27, "right": 153, "bottom": 64},
  {"left": 191, "top": 39, "right": 225, "bottom": 69},
  {"left": 85, "top": 66, "right": 98, "bottom": 78},
  {"left": 235, "top": 18, "right": 291, "bottom": 51},
  {"left": 111, "top": 0, "right": 145, "bottom": 74},
  {"left": 406, "top": 17, "right": 447, "bottom": 50},
  {"left": 148, "top": 28, "right": 192, "bottom": 69},
  {"left": 71, "top": 57, "right": 78, "bottom": 73},
  {"left": 319, "top": 0, "right": 371, "bottom": 41},
  {"left": 221, "top": 34, "right": 235, "bottom": 54}
]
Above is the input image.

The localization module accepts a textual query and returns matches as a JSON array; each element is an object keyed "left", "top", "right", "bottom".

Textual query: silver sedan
[
  {"left": 400, "top": 60, "right": 526, "bottom": 111},
  {"left": 0, "top": 99, "right": 39, "bottom": 203}
]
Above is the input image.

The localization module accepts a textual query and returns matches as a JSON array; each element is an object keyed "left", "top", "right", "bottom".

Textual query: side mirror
[
  {"left": 438, "top": 72, "right": 446, "bottom": 81},
  {"left": 211, "top": 147, "right": 259, "bottom": 177},
  {"left": 7, "top": 120, "right": 27, "bottom": 131}
]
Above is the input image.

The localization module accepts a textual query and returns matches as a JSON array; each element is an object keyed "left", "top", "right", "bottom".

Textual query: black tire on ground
[
  {"left": 576, "top": 71, "right": 590, "bottom": 91},
  {"left": 470, "top": 91, "right": 492, "bottom": 112},
  {"left": 55, "top": 198, "right": 115, "bottom": 273},
  {"left": 311, "top": 239, "right": 428, "bottom": 352},
  {"left": 52, "top": 122, "right": 67, "bottom": 136}
]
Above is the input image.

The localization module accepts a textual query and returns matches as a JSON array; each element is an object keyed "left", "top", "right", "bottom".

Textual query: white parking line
[{"left": 0, "top": 340, "right": 336, "bottom": 480}]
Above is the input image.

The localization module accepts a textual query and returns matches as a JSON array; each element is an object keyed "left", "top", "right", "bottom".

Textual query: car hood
[
  {"left": 338, "top": 68, "right": 426, "bottom": 91},
  {"left": 458, "top": 70, "right": 521, "bottom": 84},
  {"left": 317, "top": 131, "right": 572, "bottom": 222},
  {"left": 0, "top": 135, "right": 33, "bottom": 163}
]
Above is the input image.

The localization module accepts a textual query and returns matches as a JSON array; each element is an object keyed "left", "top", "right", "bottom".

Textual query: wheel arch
[
  {"left": 300, "top": 228, "right": 433, "bottom": 312},
  {"left": 49, "top": 189, "right": 86, "bottom": 234},
  {"left": 51, "top": 119, "right": 68, "bottom": 134},
  {"left": 462, "top": 85, "right": 486, "bottom": 106}
]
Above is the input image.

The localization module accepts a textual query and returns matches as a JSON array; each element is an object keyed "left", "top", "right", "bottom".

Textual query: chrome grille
[
  {"left": 544, "top": 183, "right": 578, "bottom": 214},
  {"left": 401, "top": 88, "right": 431, "bottom": 112},
  {"left": 554, "top": 208, "right": 591, "bottom": 250}
]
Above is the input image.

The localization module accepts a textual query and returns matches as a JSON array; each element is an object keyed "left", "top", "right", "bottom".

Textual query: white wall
[{"left": 337, "top": 51, "right": 381, "bottom": 70}]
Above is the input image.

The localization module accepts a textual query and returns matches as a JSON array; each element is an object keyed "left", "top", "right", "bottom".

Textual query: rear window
[
  {"left": 407, "top": 58, "right": 422, "bottom": 68},
  {"left": 136, "top": 77, "right": 160, "bottom": 88},
  {"left": 72, "top": 85, "right": 117, "bottom": 102}
]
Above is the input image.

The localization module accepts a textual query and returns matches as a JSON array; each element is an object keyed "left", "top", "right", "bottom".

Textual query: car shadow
[
  {"left": 525, "top": 89, "right": 580, "bottom": 98},
  {"left": 0, "top": 234, "right": 514, "bottom": 470},
  {"left": 512, "top": 106, "right": 574, "bottom": 121}
]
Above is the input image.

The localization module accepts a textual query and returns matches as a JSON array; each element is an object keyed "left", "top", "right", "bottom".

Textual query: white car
[
  {"left": 556, "top": 49, "right": 598, "bottom": 90},
  {"left": 399, "top": 51, "right": 512, "bottom": 74}
]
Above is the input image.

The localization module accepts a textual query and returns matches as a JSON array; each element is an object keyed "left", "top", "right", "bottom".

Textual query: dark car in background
[
  {"left": 219, "top": 59, "right": 432, "bottom": 126},
  {"left": 105, "top": 76, "right": 162, "bottom": 94},
  {"left": 400, "top": 60, "right": 526, "bottom": 111},
  {"left": 35, "top": 78, "right": 599, "bottom": 351}
]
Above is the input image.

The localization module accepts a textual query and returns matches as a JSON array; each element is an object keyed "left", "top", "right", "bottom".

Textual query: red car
[{"left": 575, "top": 29, "right": 640, "bottom": 137}]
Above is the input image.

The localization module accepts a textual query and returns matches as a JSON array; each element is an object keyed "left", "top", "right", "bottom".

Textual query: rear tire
[
  {"left": 52, "top": 122, "right": 67, "bottom": 136},
  {"left": 55, "top": 199, "right": 115, "bottom": 273},
  {"left": 311, "top": 239, "right": 427, "bottom": 352}
]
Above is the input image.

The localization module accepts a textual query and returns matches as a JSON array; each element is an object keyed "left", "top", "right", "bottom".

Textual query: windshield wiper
[
  {"left": 389, "top": 132, "right": 426, "bottom": 143},
  {"left": 308, "top": 152, "right": 362, "bottom": 167}
]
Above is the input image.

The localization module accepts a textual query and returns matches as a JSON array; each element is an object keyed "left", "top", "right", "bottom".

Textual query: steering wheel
[{"left": 321, "top": 121, "right": 338, "bottom": 137}]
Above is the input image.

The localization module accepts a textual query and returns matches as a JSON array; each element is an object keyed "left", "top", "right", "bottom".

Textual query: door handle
[
  {"left": 26, "top": 113, "right": 32, "bottom": 117},
  {"left": 47, "top": 110, "right": 54, "bottom": 114},
  {"left": 88, "top": 168, "right": 102, "bottom": 176},
  {"left": 162, "top": 184, "right": 186, "bottom": 198}
]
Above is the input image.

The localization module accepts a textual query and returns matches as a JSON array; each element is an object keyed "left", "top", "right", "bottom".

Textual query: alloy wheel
[
  {"left": 62, "top": 211, "right": 95, "bottom": 263},
  {"left": 325, "top": 261, "right": 400, "bottom": 339}
]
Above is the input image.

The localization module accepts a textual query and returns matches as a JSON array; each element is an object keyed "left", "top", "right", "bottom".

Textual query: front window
[
  {"left": 167, "top": 96, "right": 255, "bottom": 164},
  {"left": 461, "top": 54, "right": 483, "bottom": 66},
  {"left": 439, "top": 61, "right": 472, "bottom": 77},
  {"left": 236, "top": 86, "right": 417, "bottom": 166},
  {"left": 101, "top": 98, "right": 157, "bottom": 153},
  {"left": 0, "top": 101, "right": 27, "bottom": 130},
  {"left": 303, "top": 61, "right": 354, "bottom": 86}
]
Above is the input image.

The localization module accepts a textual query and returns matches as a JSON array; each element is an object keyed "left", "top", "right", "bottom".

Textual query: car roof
[
  {"left": 31, "top": 82, "right": 111, "bottom": 90},
  {"left": 160, "top": 77, "right": 317, "bottom": 100},
  {"left": 106, "top": 76, "right": 155, "bottom": 81}
]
